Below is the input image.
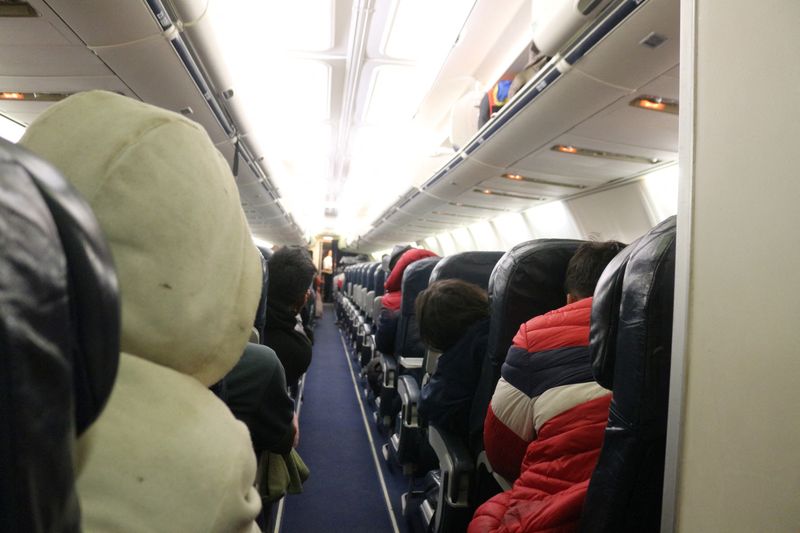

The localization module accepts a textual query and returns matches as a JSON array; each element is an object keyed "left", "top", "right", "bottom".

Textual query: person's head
[
  {"left": 268, "top": 246, "right": 317, "bottom": 311},
  {"left": 564, "top": 240, "right": 626, "bottom": 303},
  {"left": 416, "top": 279, "right": 489, "bottom": 352}
]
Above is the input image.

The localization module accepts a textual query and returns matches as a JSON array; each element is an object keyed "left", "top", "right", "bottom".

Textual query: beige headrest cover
[{"left": 21, "top": 91, "right": 261, "bottom": 385}]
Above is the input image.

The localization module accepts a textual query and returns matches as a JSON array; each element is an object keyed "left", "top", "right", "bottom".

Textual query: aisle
[{"left": 278, "top": 304, "right": 409, "bottom": 533}]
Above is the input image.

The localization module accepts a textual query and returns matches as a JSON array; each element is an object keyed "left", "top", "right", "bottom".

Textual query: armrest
[
  {"left": 428, "top": 424, "right": 474, "bottom": 507},
  {"left": 398, "top": 356, "right": 424, "bottom": 369},
  {"left": 397, "top": 374, "right": 420, "bottom": 428},
  {"left": 476, "top": 451, "right": 512, "bottom": 491},
  {"left": 379, "top": 353, "right": 397, "bottom": 389}
]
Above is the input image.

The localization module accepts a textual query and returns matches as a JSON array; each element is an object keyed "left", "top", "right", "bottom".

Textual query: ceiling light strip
[
  {"left": 551, "top": 144, "right": 661, "bottom": 165},
  {"left": 475, "top": 189, "right": 548, "bottom": 201},
  {"left": 502, "top": 173, "right": 587, "bottom": 189}
]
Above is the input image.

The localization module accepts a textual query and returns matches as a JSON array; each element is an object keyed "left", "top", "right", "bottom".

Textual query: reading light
[
  {"left": 551, "top": 145, "right": 661, "bottom": 165},
  {"left": 630, "top": 96, "right": 679, "bottom": 115},
  {"left": 501, "top": 173, "right": 587, "bottom": 189},
  {"left": 0, "top": 91, "right": 71, "bottom": 102},
  {"left": 474, "top": 189, "right": 548, "bottom": 201}
]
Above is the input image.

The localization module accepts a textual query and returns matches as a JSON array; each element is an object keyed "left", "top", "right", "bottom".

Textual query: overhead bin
[{"left": 360, "top": 0, "right": 679, "bottom": 252}]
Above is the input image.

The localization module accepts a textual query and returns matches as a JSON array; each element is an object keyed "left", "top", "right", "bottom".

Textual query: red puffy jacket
[{"left": 380, "top": 248, "right": 437, "bottom": 311}]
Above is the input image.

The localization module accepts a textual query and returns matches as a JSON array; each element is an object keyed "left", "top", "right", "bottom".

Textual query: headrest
[
  {"left": 487, "top": 239, "right": 583, "bottom": 368},
  {"left": 590, "top": 216, "right": 677, "bottom": 410},
  {"left": 374, "top": 268, "right": 386, "bottom": 297},
  {"left": 400, "top": 256, "right": 441, "bottom": 316},
  {"left": 429, "top": 251, "right": 505, "bottom": 290},
  {"left": 366, "top": 262, "right": 381, "bottom": 291},
  {"left": 4, "top": 139, "right": 120, "bottom": 434},
  {"left": 588, "top": 244, "right": 635, "bottom": 388},
  {"left": 253, "top": 253, "right": 269, "bottom": 341},
  {"left": 20, "top": 91, "right": 262, "bottom": 386}
]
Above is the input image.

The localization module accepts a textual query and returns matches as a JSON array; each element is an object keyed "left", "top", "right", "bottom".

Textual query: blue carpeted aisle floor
[{"left": 278, "top": 304, "right": 410, "bottom": 533}]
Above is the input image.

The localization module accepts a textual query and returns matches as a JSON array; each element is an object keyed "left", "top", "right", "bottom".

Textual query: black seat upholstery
[
  {"left": 580, "top": 216, "right": 676, "bottom": 533},
  {"left": 394, "top": 256, "right": 442, "bottom": 361},
  {"left": 0, "top": 139, "right": 120, "bottom": 531},
  {"left": 425, "top": 240, "right": 581, "bottom": 533},
  {"left": 378, "top": 256, "right": 440, "bottom": 429},
  {"left": 428, "top": 251, "right": 505, "bottom": 289},
  {"left": 393, "top": 252, "right": 502, "bottom": 470}
]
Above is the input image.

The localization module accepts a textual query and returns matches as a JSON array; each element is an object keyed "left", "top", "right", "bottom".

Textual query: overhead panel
[
  {"left": 468, "top": 68, "right": 631, "bottom": 169},
  {"left": 570, "top": 0, "right": 680, "bottom": 90},
  {"left": 480, "top": 173, "right": 588, "bottom": 198},
  {"left": 570, "top": 71, "right": 679, "bottom": 152},
  {"left": 41, "top": 0, "right": 161, "bottom": 46},
  {"left": 511, "top": 133, "right": 675, "bottom": 182}
]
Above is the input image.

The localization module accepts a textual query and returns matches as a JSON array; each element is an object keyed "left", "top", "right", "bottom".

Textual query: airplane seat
[
  {"left": 377, "top": 256, "right": 440, "bottom": 430},
  {"left": 579, "top": 216, "right": 676, "bottom": 533},
  {"left": 393, "top": 251, "right": 503, "bottom": 473},
  {"left": 0, "top": 138, "right": 120, "bottom": 531},
  {"left": 355, "top": 263, "right": 380, "bottom": 359},
  {"left": 426, "top": 239, "right": 582, "bottom": 533},
  {"left": 253, "top": 251, "right": 269, "bottom": 344}
]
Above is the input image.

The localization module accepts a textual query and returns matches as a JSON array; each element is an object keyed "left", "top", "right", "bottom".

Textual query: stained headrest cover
[
  {"left": 21, "top": 91, "right": 262, "bottom": 386},
  {"left": 429, "top": 251, "right": 504, "bottom": 290},
  {"left": 487, "top": 239, "right": 583, "bottom": 368}
]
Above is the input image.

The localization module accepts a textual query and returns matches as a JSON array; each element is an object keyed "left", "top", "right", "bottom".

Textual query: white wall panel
[{"left": 566, "top": 182, "right": 653, "bottom": 243}]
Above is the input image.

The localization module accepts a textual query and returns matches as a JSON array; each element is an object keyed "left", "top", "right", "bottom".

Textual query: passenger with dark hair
[
  {"left": 416, "top": 279, "right": 491, "bottom": 450},
  {"left": 471, "top": 240, "right": 625, "bottom": 533},
  {"left": 265, "top": 246, "right": 317, "bottom": 388}
]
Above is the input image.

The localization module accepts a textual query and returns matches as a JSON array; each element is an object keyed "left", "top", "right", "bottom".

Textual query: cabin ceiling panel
[
  {"left": 42, "top": 0, "right": 160, "bottom": 47},
  {"left": 422, "top": 158, "right": 501, "bottom": 200},
  {"left": 511, "top": 133, "right": 675, "bottom": 182},
  {"left": 95, "top": 38, "right": 229, "bottom": 144},
  {"left": 0, "top": 17, "right": 73, "bottom": 46},
  {"left": 573, "top": 0, "right": 679, "bottom": 90},
  {"left": 570, "top": 76, "right": 679, "bottom": 152},
  {"left": 0, "top": 75, "right": 133, "bottom": 99},
  {"left": 0, "top": 44, "right": 111, "bottom": 77},
  {"left": 480, "top": 174, "right": 589, "bottom": 198},
  {"left": 396, "top": 193, "right": 445, "bottom": 217},
  {"left": 238, "top": 182, "right": 277, "bottom": 208},
  {"left": 453, "top": 189, "right": 545, "bottom": 212},
  {"left": 469, "top": 69, "right": 630, "bottom": 169}
]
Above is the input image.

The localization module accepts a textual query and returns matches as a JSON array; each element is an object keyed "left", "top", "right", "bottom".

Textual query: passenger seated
[
  {"left": 21, "top": 90, "right": 263, "bottom": 532},
  {"left": 416, "top": 280, "right": 491, "bottom": 452},
  {"left": 471, "top": 241, "right": 624, "bottom": 533},
  {"left": 225, "top": 343, "right": 297, "bottom": 456},
  {"left": 264, "top": 246, "right": 316, "bottom": 389},
  {"left": 374, "top": 247, "right": 438, "bottom": 355}
]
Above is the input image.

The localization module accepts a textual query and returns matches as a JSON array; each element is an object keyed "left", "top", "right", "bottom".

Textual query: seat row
[{"left": 335, "top": 216, "right": 676, "bottom": 533}]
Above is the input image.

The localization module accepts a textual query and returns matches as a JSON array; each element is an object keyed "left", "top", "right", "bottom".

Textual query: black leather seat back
[
  {"left": 1, "top": 139, "right": 120, "bottom": 531},
  {"left": 467, "top": 239, "right": 582, "bottom": 453},
  {"left": 394, "top": 256, "right": 441, "bottom": 358},
  {"left": 428, "top": 251, "right": 504, "bottom": 290},
  {"left": 253, "top": 251, "right": 269, "bottom": 342},
  {"left": 486, "top": 239, "right": 583, "bottom": 369},
  {"left": 580, "top": 216, "right": 676, "bottom": 533}
]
